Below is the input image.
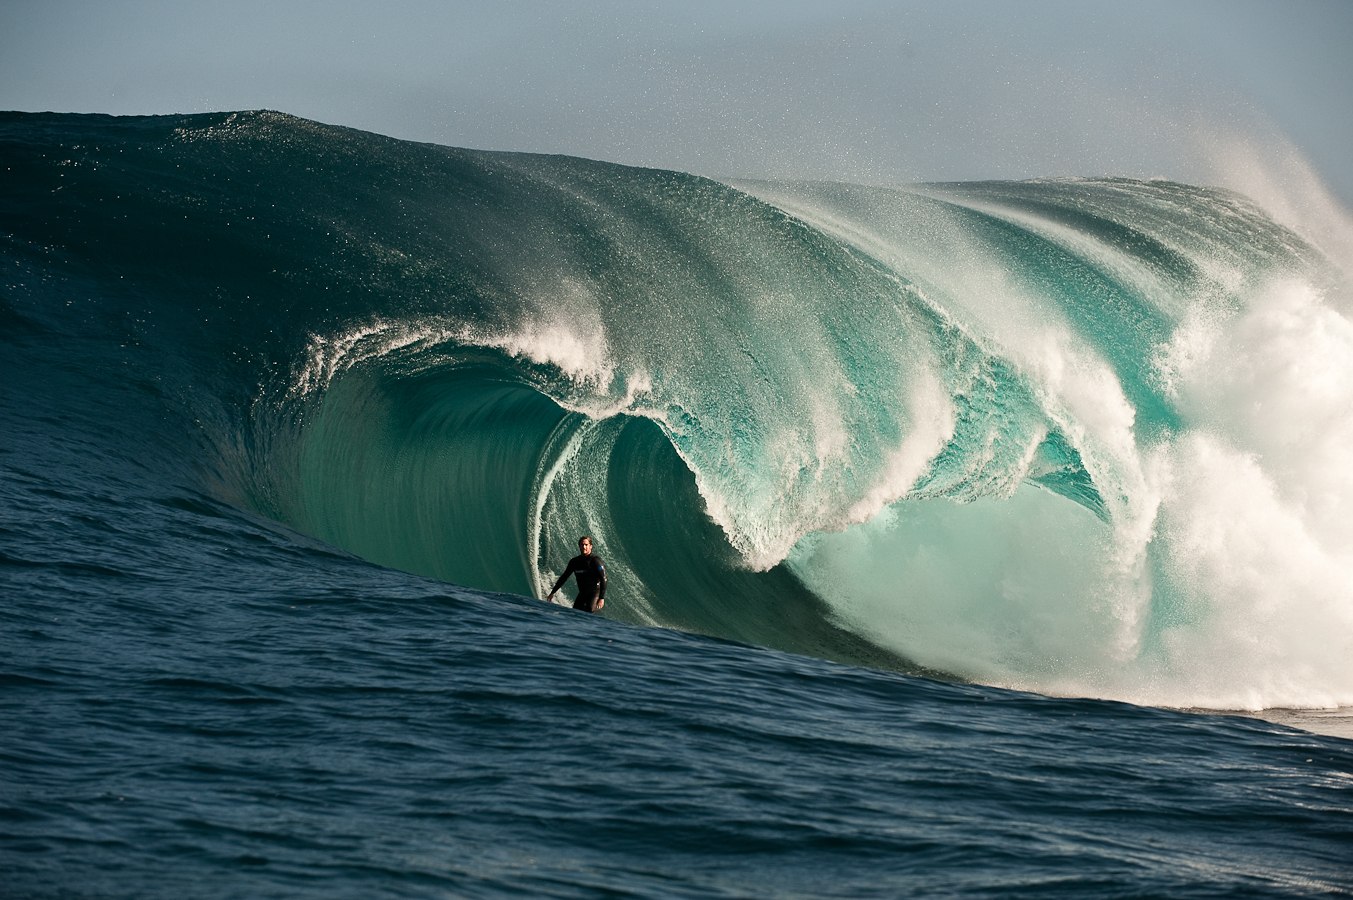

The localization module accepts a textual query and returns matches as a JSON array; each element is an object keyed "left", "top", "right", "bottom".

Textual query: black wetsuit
[{"left": 550, "top": 553, "right": 607, "bottom": 612}]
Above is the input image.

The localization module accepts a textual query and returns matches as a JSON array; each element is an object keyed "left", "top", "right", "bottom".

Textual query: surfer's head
[{"left": 578, "top": 536, "right": 593, "bottom": 555}]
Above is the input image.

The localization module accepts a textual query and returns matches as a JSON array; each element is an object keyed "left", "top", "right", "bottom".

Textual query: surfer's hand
[{"left": 596, "top": 598, "right": 604, "bottom": 611}]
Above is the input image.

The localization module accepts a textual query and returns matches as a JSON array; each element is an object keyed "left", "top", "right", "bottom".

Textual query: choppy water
[{"left": 2, "top": 111, "right": 1351, "bottom": 896}]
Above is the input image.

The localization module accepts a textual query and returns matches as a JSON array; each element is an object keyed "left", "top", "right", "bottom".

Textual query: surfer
[{"left": 546, "top": 536, "right": 607, "bottom": 612}]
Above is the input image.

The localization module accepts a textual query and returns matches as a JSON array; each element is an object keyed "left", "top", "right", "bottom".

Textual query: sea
[{"left": 2, "top": 110, "right": 1351, "bottom": 897}]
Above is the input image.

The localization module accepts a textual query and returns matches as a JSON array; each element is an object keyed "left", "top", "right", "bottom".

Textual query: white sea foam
[
  {"left": 289, "top": 310, "right": 645, "bottom": 409},
  {"left": 1133, "top": 275, "right": 1353, "bottom": 708},
  {"left": 844, "top": 367, "right": 956, "bottom": 526}
]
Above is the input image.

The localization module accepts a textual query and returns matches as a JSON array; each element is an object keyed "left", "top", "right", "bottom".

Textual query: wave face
[{"left": 4, "top": 110, "right": 1351, "bottom": 710}]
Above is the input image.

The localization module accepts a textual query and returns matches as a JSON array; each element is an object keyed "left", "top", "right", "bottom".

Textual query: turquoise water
[{"left": 2, "top": 111, "right": 1351, "bottom": 896}]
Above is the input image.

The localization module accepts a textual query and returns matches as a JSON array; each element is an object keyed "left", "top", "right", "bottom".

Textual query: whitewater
[{"left": 3, "top": 110, "right": 1351, "bottom": 897}]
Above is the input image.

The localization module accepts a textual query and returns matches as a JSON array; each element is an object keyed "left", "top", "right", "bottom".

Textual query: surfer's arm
[{"left": 546, "top": 560, "right": 575, "bottom": 599}]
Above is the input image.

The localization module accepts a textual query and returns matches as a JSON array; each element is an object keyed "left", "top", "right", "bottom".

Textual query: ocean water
[{"left": 2, "top": 110, "right": 1351, "bottom": 897}]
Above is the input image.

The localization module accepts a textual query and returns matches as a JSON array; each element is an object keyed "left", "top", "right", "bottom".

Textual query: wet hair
[{"left": 578, "top": 535, "right": 593, "bottom": 548}]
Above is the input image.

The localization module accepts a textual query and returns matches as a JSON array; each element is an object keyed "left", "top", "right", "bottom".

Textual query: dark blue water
[{"left": 3, "top": 111, "right": 1352, "bottom": 897}]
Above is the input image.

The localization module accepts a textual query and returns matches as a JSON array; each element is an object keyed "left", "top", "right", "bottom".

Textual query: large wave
[{"left": 4, "top": 110, "right": 1350, "bottom": 710}]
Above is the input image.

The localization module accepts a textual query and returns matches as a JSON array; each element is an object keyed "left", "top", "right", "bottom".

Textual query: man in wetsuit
[{"left": 546, "top": 536, "right": 607, "bottom": 612}]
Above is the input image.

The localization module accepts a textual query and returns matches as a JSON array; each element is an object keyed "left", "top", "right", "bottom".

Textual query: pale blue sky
[{"left": 4, "top": 1, "right": 1351, "bottom": 202}]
